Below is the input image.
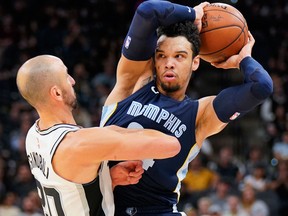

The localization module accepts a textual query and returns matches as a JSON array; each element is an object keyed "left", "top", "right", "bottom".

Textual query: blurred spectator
[
  {"left": 208, "top": 177, "right": 233, "bottom": 210},
  {"left": 182, "top": 153, "right": 218, "bottom": 193},
  {"left": 72, "top": 62, "right": 92, "bottom": 108},
  {"left": 19, "top": 195, "right": 43, "bottom": 216},
  {"left": 180, "top": 153, "right": 218, "bottom": 209},
  {"left": 197, "top": 196, "right": 212, "bottom": 216},
  {"left": 240, "top": 185, "right": 269, "bottom": 216},
  {"left": 242, "top": 162, "right": 269, "bottom": 192},
  {"left": 9, "top": 111, "right": 33, "bottom": 161},
  {"left": 10, "top": 163, "right": 36, "bottom": 199},
  {"left": 223, "top": 194, "right": 249, "bottom": 216},
  {"left": 0, "top": 192, "right": 21, "bottom": 216},
  {"left": 272, "top": 130, "right": 288, "bottom": 162},
  {"left": 25, "top": 190, "right": 42, "bottom": 215},
  {"left": 182, "top": 203, "right": 197, "bottom": 216},
  {"left": 269, "top": 161, "right": 288, "bottom": 216},
  {"left": 73, "top": 105, "right": 92, "bottom": 128},
  {"left": 210, "top": 145, "right": 244, "bottom": 188},
  {"left": 260, "top": 73, "right": 288, "bottom": 146},
  {"left": 244, "top": 145, "right": 271, "bottom": 177},
  {"left": 91, "top": 54, "right": 116, "bottom": 108},
  {"left": 208, "top": 204, "right": 222, "bottom": 216},
  {"left": 260, "top": 74, "right": 287, "bottom": 124}
]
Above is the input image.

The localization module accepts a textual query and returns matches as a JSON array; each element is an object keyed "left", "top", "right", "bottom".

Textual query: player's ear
[
  {"left": 50, "top": 85, "right": 63, "bottom": 101},
  {"left": 192, "top": 55, "right": 200, "bottom": 71}
]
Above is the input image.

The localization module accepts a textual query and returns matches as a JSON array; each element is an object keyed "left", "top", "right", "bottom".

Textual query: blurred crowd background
[{"left": 0, "top": 0, "right": 287, "bottom": 215}]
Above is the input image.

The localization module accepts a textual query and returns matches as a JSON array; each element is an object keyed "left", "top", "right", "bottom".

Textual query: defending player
[
  {"left": 101, "top": 0, "right": 273, "bottom": 215},
  {"left": 16, "top": 55, "right": 181, "bottom": 216}
]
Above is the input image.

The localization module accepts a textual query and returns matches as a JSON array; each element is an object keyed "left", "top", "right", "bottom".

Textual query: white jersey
[{"left": 25, "top": 121, "right": 106, "bottom": 216}]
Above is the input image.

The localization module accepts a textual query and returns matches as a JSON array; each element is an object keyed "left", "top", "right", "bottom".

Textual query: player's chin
[{"left": 160, "top": 82, "right": 180, "bottom": 93}]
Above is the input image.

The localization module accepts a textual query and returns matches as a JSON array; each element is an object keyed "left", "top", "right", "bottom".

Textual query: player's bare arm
[
  {"left": 105, "top": 57, "right": 153, "bottom": 105},
  {"left": 195, "top": 96, "right": 228, "bottom": 147},
  {"left": 52, "top": 125, "right": 180, "bottom": 183}
]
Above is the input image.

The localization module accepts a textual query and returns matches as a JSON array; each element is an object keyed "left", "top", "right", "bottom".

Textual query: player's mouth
[{"left": 163, "top": 71, "right": 176, "bottom": 81}]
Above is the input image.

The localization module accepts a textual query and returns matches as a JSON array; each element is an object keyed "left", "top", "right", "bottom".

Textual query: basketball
[{"left": 199, "top": 3, "right": 248, "bottom": 63}]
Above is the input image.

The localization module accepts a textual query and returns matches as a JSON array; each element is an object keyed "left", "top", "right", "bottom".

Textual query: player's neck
[
  {"left": 158, "top": 87, "right": 186, "bottom": 101},
  {"left": 37, "top": 110, "right": 76, "bottom": 130}
]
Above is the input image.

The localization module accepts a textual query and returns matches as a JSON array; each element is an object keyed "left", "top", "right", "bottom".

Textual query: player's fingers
[
  {"left": 128, "top": 169, "right": 144, "bottom": 177},
  {"left": 134, "top": 161, "right": 144, "bottom": 172},
  {"left": 110, "top": 164, "right": 128, "bottom": 176},
  {"left": 200, "top": 2, "right": 210, "bottom": 8},
  {"left": 127, "top": 175, "right": 142, "bottom": 184},
  {"left": 122, "top": 160, "right": 142, "bottom": 170},
  {"left": 211, "top": 62, "right": 224, "bottom": 68},
  {"left": 211, "top": 55, "right": 238, "bottom": 69},
  {"left": 247, "top": 31, "right": 255, "bottom": 46}
]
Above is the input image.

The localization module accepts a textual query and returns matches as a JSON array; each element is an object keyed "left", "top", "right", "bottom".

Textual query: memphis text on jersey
[
  {"left": 127, "top": 101, "right": 187, "bottom": 138},
  {"left": 27, "top": 152, "right": 49, "bottom": 179}
]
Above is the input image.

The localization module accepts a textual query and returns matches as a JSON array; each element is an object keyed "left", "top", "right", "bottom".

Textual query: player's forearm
[
  {"left": 213, "top": 57, "right": 273, "bottom": 123},
  {"left": 122, "top": 0, "right": 195, "bottom": 61},
  {"left": 240, "top": 56, "right": 273, "bottom": 99},
  {"left": 71, "top": 126, "right": 180, "bottom": 162}
]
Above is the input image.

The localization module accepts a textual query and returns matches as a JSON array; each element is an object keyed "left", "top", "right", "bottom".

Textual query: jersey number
[{"left": 36, "top": 179, "right": 65, "bottom": 216}]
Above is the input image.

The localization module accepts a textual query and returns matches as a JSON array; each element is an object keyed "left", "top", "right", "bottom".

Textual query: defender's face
[
  {"left": 63, "top": 73, "right": 77, "bottom": 110},
  {"left": 57, "top": 62, "right": 77, "bottom": 110},
  {"left": 154, "top": 36, "right": 199, "bottom": 94}
]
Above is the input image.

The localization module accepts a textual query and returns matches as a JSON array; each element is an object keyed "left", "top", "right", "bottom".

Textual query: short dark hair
[{"left": 157, "top": 20, "right": 200, "bottom": 57}]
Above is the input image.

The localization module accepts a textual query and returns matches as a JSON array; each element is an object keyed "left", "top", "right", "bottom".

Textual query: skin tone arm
[
  {"left": 53, "top": 125, "right": 180, "bottom": 183},
  {"left": 195, "top": 32, "right": 255, "bottom": 146}
]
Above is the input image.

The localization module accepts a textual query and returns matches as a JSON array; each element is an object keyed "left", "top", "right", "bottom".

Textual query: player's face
[
  {"left": 59, "top": 65, "right": 77, "bottom": 110},
  {"left": 63, "top": 74, "right": 77, "bottom": 110},
  {"left": 154, "top": 36, "right": 199, "bottom": 95}
]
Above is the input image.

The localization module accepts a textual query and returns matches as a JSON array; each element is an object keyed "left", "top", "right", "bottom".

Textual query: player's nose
[
  {"left": 69, "top": 75, "right": 76, "bottom": 86},
  {"left": 164, "top": 57, "right": 175, "bottom": 69}
]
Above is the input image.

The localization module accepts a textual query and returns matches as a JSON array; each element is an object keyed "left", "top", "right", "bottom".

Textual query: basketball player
[
  {"left": 16, "top": 55, "right": 181, "bottom": 216},
  {"left": 100, "top": 0, "right": 273, "bottom": 215}
]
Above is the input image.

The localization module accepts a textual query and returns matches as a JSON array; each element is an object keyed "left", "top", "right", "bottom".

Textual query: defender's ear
[{"left": 50, "top": 86, "right": 63, "bottom": 101}]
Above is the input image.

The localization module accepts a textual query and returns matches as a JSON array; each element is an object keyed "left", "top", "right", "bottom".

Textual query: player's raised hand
[
  {"left": 211, "top": 31, "right": 255, "bottom": 69},
  {"left": 193, "top": 2, "right": 210, "bottom": 32}
]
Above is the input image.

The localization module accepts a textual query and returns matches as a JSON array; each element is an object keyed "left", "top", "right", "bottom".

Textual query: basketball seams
[
  {"left": 202, "top": 9, "right": 246, "bottom": 30},
  {"left": 200, "top": 24, "right": 243, "bottom": 34},
  {"left": 200, "top": 30, "right": 245, "bottom": 55}
]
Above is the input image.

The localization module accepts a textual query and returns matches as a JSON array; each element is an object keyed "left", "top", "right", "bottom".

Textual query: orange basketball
[{"left": 199, "top": 3, "right": 248, "bottom": 63}]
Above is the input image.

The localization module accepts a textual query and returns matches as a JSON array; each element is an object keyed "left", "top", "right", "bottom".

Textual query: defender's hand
[{"left": 110, "top": 160, "right": 144, "bottom": 189}]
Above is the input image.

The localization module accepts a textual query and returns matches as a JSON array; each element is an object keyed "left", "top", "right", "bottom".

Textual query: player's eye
[{"left": 176, "top": 54, "right": 185, "bottom": 59}]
